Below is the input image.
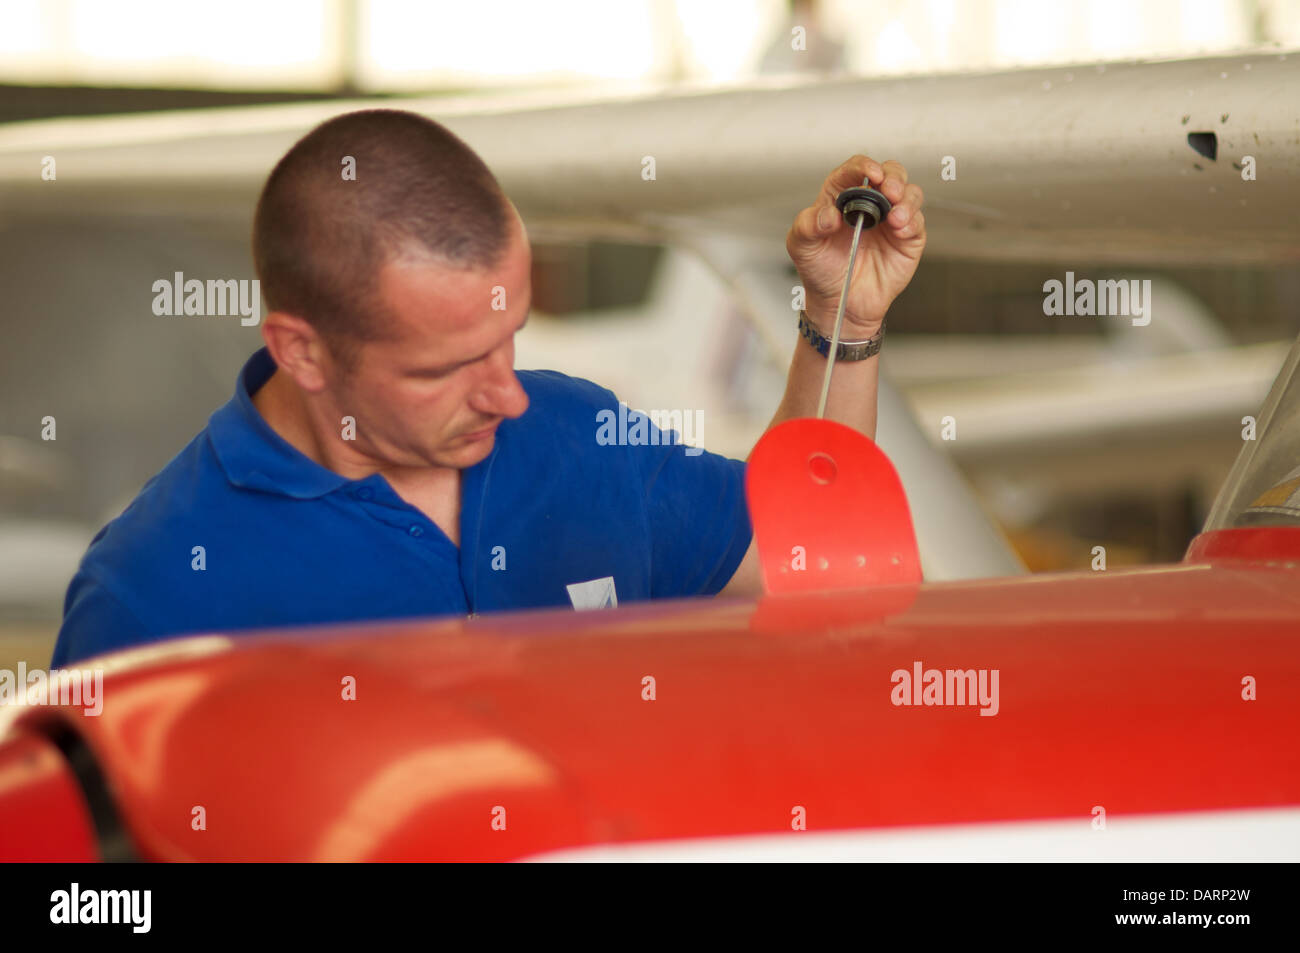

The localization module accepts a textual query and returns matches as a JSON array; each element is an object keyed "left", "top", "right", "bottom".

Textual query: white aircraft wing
[{"left": 0, "top": 51, "right": 1295, "bottom": 264}]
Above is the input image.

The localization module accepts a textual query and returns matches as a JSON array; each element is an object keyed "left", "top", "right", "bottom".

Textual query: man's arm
[
  {"left": 53, "top": 570, "right": 152, "bottom": 667},
  {"left": 719, "top": 154, "right": 927, "bottom": 597}
]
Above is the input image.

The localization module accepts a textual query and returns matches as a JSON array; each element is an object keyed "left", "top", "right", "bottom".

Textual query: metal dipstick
[{"left": 815, "top": 176, "right": 892, "bottom": 419}]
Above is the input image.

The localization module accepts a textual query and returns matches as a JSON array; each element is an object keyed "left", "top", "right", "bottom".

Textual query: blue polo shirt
[{"left": 52, "top": 347, "right": 751, "bottom": 666}]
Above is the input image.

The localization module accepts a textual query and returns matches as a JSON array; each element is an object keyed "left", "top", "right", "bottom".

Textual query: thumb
[{"left": 786, "top": 203, "right": 840, "bottom": 259}]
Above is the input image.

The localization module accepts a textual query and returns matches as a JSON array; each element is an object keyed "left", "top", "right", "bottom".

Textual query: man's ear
[{"left": 261, "top": 311, "right": 331, "bottom": 393}]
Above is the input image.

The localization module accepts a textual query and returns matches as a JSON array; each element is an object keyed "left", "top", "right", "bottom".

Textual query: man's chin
[{"left": 436, "top": 432, "right": 496, "bottom": 468}]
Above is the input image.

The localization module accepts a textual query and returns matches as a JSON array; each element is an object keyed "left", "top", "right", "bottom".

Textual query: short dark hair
[{"left": 252, "top": 109, "right": 511, "bottom": 367}]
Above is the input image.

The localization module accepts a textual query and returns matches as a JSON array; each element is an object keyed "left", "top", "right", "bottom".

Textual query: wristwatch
[{"left": 797, "top": 310, "right": 884, "bottom": 361}]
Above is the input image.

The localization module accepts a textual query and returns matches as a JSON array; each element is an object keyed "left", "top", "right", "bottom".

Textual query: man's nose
[{"left": 474, "top": 360, "right": 529, "bottom": 420}]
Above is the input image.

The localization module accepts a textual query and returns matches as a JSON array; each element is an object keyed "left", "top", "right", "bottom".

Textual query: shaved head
[{"left": 252, "top": 109, "right": 511, "bottom": 368}]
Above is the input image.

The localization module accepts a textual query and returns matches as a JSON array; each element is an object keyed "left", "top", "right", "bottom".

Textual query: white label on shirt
[{"left": 566, "top": 576, "right": 618, "bottom": 611}]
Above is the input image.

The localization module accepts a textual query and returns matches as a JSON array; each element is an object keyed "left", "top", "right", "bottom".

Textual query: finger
[
  {"left": 817, "top": 154, "right": 884, "bottom": 205},
  {"left": 877, "top": 159, "right": 911, "bottom": 205},
  {"left": 786, "top": 202, "right": 837, "bottom": 257},
  {"left": 880, "top": 159, "right": 910, "bottom": 186},
  {"left": 892, "top": 206, "right": 926, "bottom": 242},
  {"left": 886, "top": 182, "right": 926, "bottom": 228}
]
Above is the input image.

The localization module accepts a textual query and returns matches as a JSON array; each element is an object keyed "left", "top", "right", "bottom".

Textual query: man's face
[{"left": 326, "top": 211, "right": 532, "bottom": 471}]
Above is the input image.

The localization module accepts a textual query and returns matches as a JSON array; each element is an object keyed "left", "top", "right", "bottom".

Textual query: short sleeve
[
  {"left": 630, "top": 416, "right": 752, "bottom": 598},
  {"left": 52, "top": 571, "right": 151, "bottom": 668}
]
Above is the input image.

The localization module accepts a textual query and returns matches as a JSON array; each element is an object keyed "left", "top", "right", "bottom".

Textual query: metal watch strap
[{"left": 797, "top": 309, "right": 884, "bottom": 361}]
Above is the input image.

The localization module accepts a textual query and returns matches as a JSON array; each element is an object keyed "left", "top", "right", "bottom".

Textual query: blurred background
[{"left": 3, "top": 0, "right": 1300, "bottom": 670}]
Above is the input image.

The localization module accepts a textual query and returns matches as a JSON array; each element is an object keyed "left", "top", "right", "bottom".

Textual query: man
[{"left": 52, "top": 109, "right": 925, "bottom": 666}]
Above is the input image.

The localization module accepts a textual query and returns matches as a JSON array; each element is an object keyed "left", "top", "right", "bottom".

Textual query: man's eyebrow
[{"left": 411, "top": 308, "right": 530, "bottom": 375}]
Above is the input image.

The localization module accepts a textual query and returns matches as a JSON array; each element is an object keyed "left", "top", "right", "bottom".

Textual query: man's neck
[
  {"left": 250, "top": 368, "right": 463, "bottom": 544},
  {"left": 251, "top": 368, "right": 335, "bottom": 470}
]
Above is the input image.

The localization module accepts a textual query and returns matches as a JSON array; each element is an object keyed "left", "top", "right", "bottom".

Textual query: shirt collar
[{"left": 207, "top": 347, "right": 353, "bottom": 499}]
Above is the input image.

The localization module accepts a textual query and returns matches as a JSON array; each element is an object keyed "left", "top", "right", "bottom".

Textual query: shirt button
[
  {"left": 357, "top": 487, "right": 373, "bottom": 501},
  {"left": 408, "top": 524, "right": 424, "bottom": 537}
]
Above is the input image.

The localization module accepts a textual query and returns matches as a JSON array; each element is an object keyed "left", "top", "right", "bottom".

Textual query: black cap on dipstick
[{"left": 835, "top": 186, "right": 892, "bottom": 229}]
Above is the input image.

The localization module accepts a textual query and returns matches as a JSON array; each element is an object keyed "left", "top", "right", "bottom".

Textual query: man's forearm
[
  {"left": 766, "top": 308, "right": 881, "bottom": 442},
  {"left": 717, "top": 154, "right": 922, "bottom": 598}
]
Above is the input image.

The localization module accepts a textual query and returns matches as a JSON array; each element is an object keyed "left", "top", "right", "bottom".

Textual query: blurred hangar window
[{"left": 531, "top": 243, "right": 665, "bottom": 316}]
